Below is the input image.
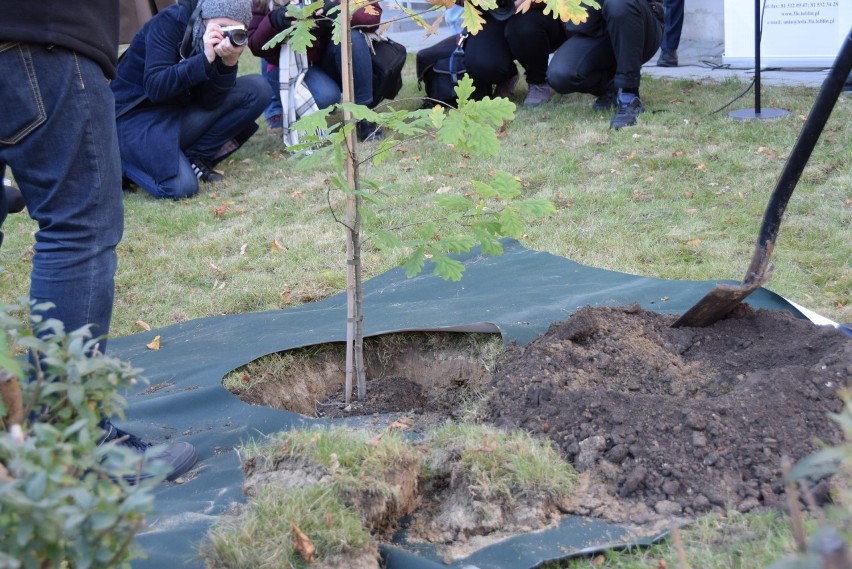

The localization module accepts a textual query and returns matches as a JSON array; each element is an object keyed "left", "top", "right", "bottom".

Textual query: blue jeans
[
  {"left": 261, "top": 58, "right": 283, "bottom": 122},
  {"left": 316, "top": 30, "right": 375, "bottom": 107},
  {"left": 0, "top": 43, "right": 123, "bottom": 348},
  {"left": 661, "top": 0, "right": 684, "bottom": 53}
]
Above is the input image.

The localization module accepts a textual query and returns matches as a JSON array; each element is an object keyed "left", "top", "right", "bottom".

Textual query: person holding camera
[
  {"left": 247, "top": 0, "right": 383, "bottom": 142},
  {"left": 546, "top": 0, "right": 664, "bottom": 129},
  {"left": 112, "top": 0, "right": 272, "bottom": 199}
]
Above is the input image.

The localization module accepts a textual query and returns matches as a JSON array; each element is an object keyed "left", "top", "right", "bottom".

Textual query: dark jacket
[
  {"left": 248, "top": 0, "right": 381, "bottom": 66},
  {"left": 111, "top": 2, "right": 239, "bottom": 192},
  {"left": 0, "top": 0, "right": 119, "bottom": 78}
]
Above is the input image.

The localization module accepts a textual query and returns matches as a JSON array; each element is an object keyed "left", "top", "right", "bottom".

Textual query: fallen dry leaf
[
  {"left": 367, "top": 432, "right": 385, "bottom": 446},
  {"left": 436, "top": 186, "right": 452, "bottom": 194},
  {"left": 280, "top": 290, "right": 292, "bottom": 304},
  {"left": 213, "top": 205, "right": 228, "bottom": 217},
  {"left": 271, "top": 239, "right": 284, "bottom": 252},
  {"left": 695, "top": 163, "right": 706, "bottom": 171},
  {"left": 291, "top": 190, "right": 304, "bottom": 198},
  {"left": 146, "top": 336, "right": 161, "bottom": 350},
  {"left": 844, "top": 198, "right": 851, "bottom": 207},
  {"left": 683, "top": 190, "right": 695, "bottom": 198},
  {"left": 292, "top": 525, "right": 315, "bottom": 563},
  {"left": 673, "top": 150, "right": 685, "bottom": 157},
  {"left": 208, "top": 261, "right": 224, "bottom": 273},
  {"left": 241, "top": 374, "right": 251, "bottom": 383},
  {"left": 687, "top": 238, "right": 702, "bottom": 246},
  {"left": 135, "top": 320, "right": 151, "bottom": 331},
  {"left": 388, "top": 420, "right": 412, "bottom": 431},
  {"left": 239, "top": 243, "right": 247, "bottom": 256}
]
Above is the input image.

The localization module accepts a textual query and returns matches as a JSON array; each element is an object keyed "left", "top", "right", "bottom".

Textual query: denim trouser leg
[
  {"left": 661, "top": 0, "right": 684, "bottom": 53},
  {"left": 319, "top": 30, "right": 374, "bottom": 106},
  {"left": 0, "top": 44, "right": 123, "bottom": 349},
  {"left": 260, "top": 58, "right": 283, "bottom": 120},
  {"left": 304, "top": 66, "right": 343, "bottom": 110},
  {"left": 180, "top": 74, "right": 271, "bottom": 158}
]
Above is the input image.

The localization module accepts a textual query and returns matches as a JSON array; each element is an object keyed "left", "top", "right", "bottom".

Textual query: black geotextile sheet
[{"left": 110, "top": 239, "right": 803, "bottom": 568}]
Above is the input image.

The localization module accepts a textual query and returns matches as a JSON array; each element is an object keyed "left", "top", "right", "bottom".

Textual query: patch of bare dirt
[{"left": 482, "top": 304, "right": 852, "bottom": 527}]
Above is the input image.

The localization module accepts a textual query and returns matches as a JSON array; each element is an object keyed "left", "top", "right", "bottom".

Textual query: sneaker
[
  {"left": 494, "top": 73, "right": 519, "bottom": 99},
  {"left": 592, "top": 82, "right": 617, "bottom": 111},
  {"left": 98, "top": 418, "right": 198, "bottom": 483},
  {"left": 356, "top": 120, "right": 384, "bottom": 142},
  {"left": 266, "top": 114, "right": 284, "bottom": 136},
  {"left": 657, "top": 50, "right": 678, "bottom": 67},
  {"left": 3, "top": 181, "right": 25, "bottom": 214},
  {"left": 189, "top": 156, "right": 225, "bottom": 183},
  {"left": 610, "top": 92, "right": 645, "bottom": 130},
  {"left": 523, "top": 83, "right": 553, "bottom": 107}
]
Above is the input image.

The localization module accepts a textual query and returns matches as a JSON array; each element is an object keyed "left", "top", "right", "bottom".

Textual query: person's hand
[
  {"left": 203, "top": 22, "right": 244, "bottom": 66},
  {"left": 270, "top": 5, "right": 295, "bottom": 30}
]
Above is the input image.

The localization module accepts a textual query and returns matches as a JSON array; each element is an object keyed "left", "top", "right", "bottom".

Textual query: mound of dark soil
[{"left": 482, "top": 304, "right": 852, "bottom": 526}]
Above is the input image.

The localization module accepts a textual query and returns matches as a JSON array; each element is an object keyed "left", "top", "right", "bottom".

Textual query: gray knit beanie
[{"left": 191, "top": 0, "right": 252, "bottom": 56}]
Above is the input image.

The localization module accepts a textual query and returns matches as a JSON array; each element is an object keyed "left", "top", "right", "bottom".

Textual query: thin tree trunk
[{"left": 341, "top": 0, "right": 366, "bottom": 402}]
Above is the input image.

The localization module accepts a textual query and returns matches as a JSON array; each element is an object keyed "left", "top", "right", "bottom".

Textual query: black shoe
[
  {"left": 189, "top": 156, "right": 225, "bottom": 183},
  {"left": 657, "top": 50, "right": 678, "bottom": 67},
  {"left": 592, "top": 82, "right": 617, "bottom": 111},
  {"left": 610, "top": 93, "right": 645, "bottom": 130},
  {"left": 121, "top": 176, "right": 137, "bottom": 193},
  {"left": 356, "top": 120, "right": 384, "bottom": 143},
  {"left": 3, "top": 182, "right": 25, "bottom": 214},
  {"left": 98, "top": 418, "right": 198, "bottom": 483}
]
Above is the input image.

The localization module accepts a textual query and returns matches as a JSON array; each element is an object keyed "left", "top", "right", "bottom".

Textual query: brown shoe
[{"left": 523, "top": 83, "right": 553, "bottom": 107}]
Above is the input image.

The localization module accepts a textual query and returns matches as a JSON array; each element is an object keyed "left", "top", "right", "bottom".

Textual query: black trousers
[
  {"left": 547, "top": 0, "right": 663, "bottom": 95},
  {"left": 465, "top": 9, "right": 566, "bottom": 96}
]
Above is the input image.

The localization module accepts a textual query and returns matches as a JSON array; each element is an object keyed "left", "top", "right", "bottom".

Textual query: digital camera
[{"left": 220, "top": 25, "right": 248, "bottom": 46}]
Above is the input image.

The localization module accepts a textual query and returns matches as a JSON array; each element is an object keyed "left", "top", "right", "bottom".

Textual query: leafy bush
[{"left": 0, "top": 301, "right": 164, "bottom": 569}]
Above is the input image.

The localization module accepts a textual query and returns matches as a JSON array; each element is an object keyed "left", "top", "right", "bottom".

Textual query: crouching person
[{"left": 112, "top": 0, "right": 272, "bottom": 199}]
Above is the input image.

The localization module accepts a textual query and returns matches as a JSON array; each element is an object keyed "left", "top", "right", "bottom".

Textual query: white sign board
[{"left": 724, "top": 1, "right": 851, "bottom": 67}]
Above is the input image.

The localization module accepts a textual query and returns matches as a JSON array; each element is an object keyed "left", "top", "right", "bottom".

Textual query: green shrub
[{"left": 0, "top": 301, "right": 164, "bottom": 569}]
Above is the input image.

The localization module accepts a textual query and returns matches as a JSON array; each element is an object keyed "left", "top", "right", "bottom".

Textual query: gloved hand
[{"left": 269, "top": 5, "right": 295, "bottom": 30}]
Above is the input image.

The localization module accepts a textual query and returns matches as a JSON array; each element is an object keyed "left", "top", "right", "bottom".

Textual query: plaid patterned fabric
[{"left": 278, "top": 44, "right": 319, "bottom": 148}]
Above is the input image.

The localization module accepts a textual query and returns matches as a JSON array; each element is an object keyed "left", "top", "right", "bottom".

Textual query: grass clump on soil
[
  {"left": 242, "top": 426, "right": 419, "bottom": 498},
  {"left": 421, "top": 423, "right": 578, "bottom": 505},
  {"left": 211, "top": 423, "right": 579, "bottom": 566},
  {"left": 202, "top": 484, "right": 372, "bottom": 569}
]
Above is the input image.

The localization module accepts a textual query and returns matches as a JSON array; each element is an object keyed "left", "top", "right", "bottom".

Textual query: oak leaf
[
  {"left": 146, "top": 336, "right": 161, "bottom": 350},
  {"left": 136, "top": 320, "right": 151, "bottom": 331}
]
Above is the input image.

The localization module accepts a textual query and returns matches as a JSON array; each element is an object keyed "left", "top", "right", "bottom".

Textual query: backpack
[
  {"left": 416, "top": 34, "right": 467, "bottom": 108},
  {"left": 370, "top": 36, "right": 407, "bottom": 106}
]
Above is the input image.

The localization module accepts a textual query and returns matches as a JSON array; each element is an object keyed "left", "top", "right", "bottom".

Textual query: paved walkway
[{"left": 386, "top": 27, "right": 832, "bottom": 88}]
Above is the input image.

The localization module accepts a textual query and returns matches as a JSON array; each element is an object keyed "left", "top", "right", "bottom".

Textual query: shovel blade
[{"left": 671, "top": 281, "right": 764, "bottom": 328}]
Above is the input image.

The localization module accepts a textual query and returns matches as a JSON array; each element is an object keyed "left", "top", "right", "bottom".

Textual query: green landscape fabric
[{"left": 109, "top": 239, "right": 802, "bottom": 568}]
